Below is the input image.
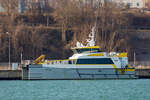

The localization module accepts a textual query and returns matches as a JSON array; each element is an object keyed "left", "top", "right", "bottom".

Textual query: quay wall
[
  {"left": 0, "top": 70, "right": 22, "bottom": 80},
  {"left": 1, "top": 62, "right": 150, "bottom": 79},
  {"left": 136, "top": 69, "right": 150, "bottom": 78},
  {"left": 0, "top": 68, "right": 149, "bottom": 80}
]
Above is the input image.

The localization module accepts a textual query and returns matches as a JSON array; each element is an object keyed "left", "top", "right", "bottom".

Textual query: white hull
[
  {"left": 26, "top": 65, "right": 137, "bottom": 80},
  {"left": 28, "top": 28, "right": 135, "bottom": 80}
]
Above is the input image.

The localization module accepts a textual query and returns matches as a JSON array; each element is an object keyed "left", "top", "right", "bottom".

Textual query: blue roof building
[
  {"left": 19, "top": 0, "right": 25, "bottom": 13},
  {"left": 0, "top": 4, "right": 5, "bottom": 12},
  {"left": 19, "top": 0, "right": 55, "bottom": 13}
]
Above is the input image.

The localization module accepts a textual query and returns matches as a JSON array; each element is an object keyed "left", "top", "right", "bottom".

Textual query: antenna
[{"left": 86, "top": 26, "right": 96, "bottom": 47}]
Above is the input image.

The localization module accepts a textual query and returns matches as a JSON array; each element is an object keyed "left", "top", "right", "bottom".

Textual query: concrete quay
[
  {"left": 0, "top": 70, "right": 22, "bottom": 80},
  {"left": 136, "top": 69, "right": 150, "bottom": 78},
  {"left": 0, "top": 69, "right": 149, "bottom": 80}
]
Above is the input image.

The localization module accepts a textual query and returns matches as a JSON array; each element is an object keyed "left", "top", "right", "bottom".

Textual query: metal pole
[
  {"left": 21, "top": 52, "right": 23, "bottom": 64},
  {"left": 6, "top": 32, "right": 10, "bottom": 68},
  {"left": 134, "top": 52, "right": 136, "bottom": 68},
  {"left": 47, "top": 15, "right": 49, "bottom": 27},
  {"left": 9, "top": 33, "right": 10, "bottom": 68}
]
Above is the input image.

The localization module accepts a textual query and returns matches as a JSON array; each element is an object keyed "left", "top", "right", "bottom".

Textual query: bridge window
[
  {"left": 76, "top": 48, "right": 101, "bottom": 53},
  {"left": 77, "top": 58, "right": 114, "bottom": 64}
]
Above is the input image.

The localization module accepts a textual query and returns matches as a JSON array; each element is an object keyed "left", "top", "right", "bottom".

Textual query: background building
[
  {"left": 18, "top": 0, "right": 150, "bottom": 13},
  {"left": 110, "top": 0, "right": 144, "bottom": 8},
  {"left": 19, "top": 0, "right": 56, "bottom": 13},
  {"left": 144, "top": 0, "right": 150, "bottom": 8},
  {"left": 76, "top": 0, "right": 145, "bottom": 8},
  {"left": 0, "top": 4, "right": 4, "bottom": 12}
]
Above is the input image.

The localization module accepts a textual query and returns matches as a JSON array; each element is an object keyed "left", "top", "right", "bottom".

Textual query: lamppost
[
  {"left": 21, "top": 52, "right": 23, "bottom": 64},
  {"left": 6, "top": 32, "right": 10, "bottom": 67}
]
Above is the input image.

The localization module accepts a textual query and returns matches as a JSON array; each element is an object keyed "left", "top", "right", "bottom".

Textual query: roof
[{"left": 72, "top": 46, "right": 100, "bottom": 49}]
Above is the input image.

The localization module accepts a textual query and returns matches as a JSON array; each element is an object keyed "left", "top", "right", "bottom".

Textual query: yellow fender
[{"left": 34, "top": 54, "right": 46, "bottom": 64}]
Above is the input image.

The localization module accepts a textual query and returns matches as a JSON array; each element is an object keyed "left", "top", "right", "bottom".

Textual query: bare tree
[
  {"left": 54, "top": 0, "right": 95, "bottom": 43},
  {"left": 92, "top": 2, "right": 131, "bottom": 52},
  {"left": 64, "top": 1, "right": 131, "bottom": 52},
  {"left": 54, "top": 0, "right": 71, "bottom": 43},
  {"left": 0, "top": 0, "right": 136, "bottom": 62}
]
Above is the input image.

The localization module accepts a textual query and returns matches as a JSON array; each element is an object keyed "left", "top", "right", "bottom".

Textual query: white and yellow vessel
[{"left": 25, "top": 27, "right": 137, "bottom": 79}]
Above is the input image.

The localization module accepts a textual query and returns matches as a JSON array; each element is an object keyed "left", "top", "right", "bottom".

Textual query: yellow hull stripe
[
  {"left": 88, "top": 53, "right": 104, "bottom": 56},
  {"left": 113, "top": 64, "right": 135, "bottom": 74},
  {"left": 76, "top": 64, "right": 113, "bottom": 65}
]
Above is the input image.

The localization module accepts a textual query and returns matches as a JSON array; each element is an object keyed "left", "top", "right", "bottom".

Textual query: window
[
  {"left": 126, "top": 3, "right": 131, "bottom": 9},
  {"left": 77, "top": 58, "right": 114, "bottom": 64},
  {"left": 76, "top": 48, "right": 101, "bottom": 53},
  {"left": 130, "top": 3, "right": 132, "bottom": 7},
  {"left": 137, "top": 2, "right": 140, "bottom": 6}
]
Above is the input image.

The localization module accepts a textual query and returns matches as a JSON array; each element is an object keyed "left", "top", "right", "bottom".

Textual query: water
[{"left": 0, "top": 79, "right": 150, "bottom": 100}]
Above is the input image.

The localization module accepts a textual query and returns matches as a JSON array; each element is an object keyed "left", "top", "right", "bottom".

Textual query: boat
[{"left": 24, "top": 27, "right": 137, "bottom": 79}]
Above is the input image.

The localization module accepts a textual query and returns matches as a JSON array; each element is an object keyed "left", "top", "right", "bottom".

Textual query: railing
[
  {"left": 1, "top": 61, "right": 149, "bottom": 69},
  {"left": 0, "top": 63, "right": 21, "bottom": 70},
  {"left": 0, "top": 63, "right": 12, "bottom": 70},
  {"left": 129, "top": 61, "right": 150, "bottom": 69},
  {"left": 46, "top": 59, "right": 76, "bottom": 65}
]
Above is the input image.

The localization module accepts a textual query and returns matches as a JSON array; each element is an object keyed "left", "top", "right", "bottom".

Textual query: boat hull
[{"left": 24, "top": 65, "right": 137, "bottom": 80}]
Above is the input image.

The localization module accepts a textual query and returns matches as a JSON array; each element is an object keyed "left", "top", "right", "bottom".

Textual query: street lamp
[{"left": 6, "top": 32, "right": 10, "bottom": 68}]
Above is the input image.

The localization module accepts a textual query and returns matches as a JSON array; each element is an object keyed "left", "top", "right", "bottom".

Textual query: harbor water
[{"left": 0, "top": 79, "right": 150, "bottom": 100}]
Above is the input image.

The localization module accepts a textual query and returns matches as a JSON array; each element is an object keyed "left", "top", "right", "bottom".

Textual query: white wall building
[
  {"left": 113, "top": 0, "right": 144, "bottom": 8},
  {"left": 80, "top": 0, "right": 145, "bottom": 8}
]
